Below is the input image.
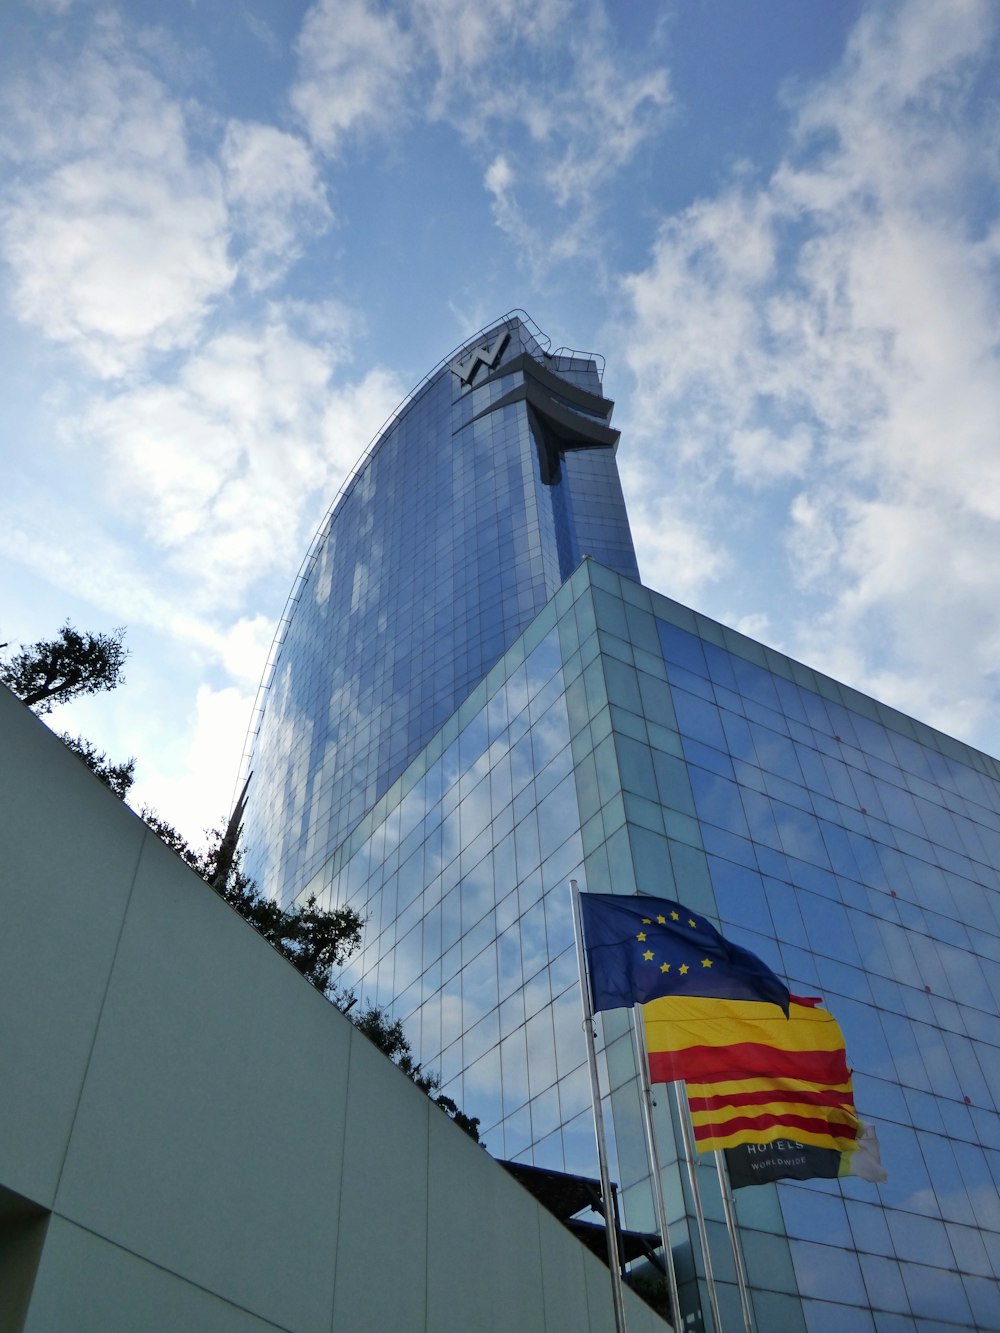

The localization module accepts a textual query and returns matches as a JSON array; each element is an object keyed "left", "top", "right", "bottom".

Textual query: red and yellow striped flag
[{"left": 643, "top": 994, "right": 859, "bottom": 1154}]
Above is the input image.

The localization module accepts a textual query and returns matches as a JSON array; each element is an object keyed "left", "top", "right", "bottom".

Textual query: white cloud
[
  {"left": 731, "top": 425, "right": 812, "bottom": 487},
  {"left": 222, "top": 121, "right": 333, "bottom": 290},
  {"left": 617, "top": 0, "right": 1000, "bottom": 752},
  {"left": 127, "top": 683, "right": 258, "bottom": 845},
  {"left": 439, "top": 1, "right": 671, "bottom": 258},
  {"left": 214, "top": 614, "right": 278, "bottom": 691},
  {"left": 412, "top": 0, "right": 568, "bottom": 106},
  {"left": 483, "top": 154, "right": 541, "bottom": 265},
  {"left": 291, "top": 0, "right": 415, "bottom": 155},
  {"left": 620, "top": 466, "right": 730, "bottom": 606},
  {"left": 289, "top": 0, "right": 670, "bottom": 260},
  {"left": 0, "top": 38, "right": 233, "bottom": 378},
  {"left": 0, "top": 22, "right": 339, "bottom": 378},
  {"left": 81, "top": 312, "right": 406, "bottom": 612}
]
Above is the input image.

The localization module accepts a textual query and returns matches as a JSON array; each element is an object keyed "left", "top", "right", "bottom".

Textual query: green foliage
[
  {"left": 349, "top": 1000, "right": 481, "bottom": 1141},
  {"left": 59, "top": 733, "right": 136, "bottom": 799},
  {"left": 141, "top": 809, "right": 364, "bottom": 995},
  {"left": 1, "top": 623, "right": 127, "bottom": 713},
  {"left": 625, "top": 1271, "right": 672, "bottom": 1322},
  {"left": 350, "top": 1003, "right": 439, "bottom": 1093}
]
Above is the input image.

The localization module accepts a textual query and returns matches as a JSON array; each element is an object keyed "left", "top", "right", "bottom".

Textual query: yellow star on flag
[
  {"left": 660, "top": 962, "right": 670, "bottom": 973},
  {"left": 679, "top": 963, "right": 689, "bottom": 975},
  {"left": 656, "top": 915, "right": 666, "bottom": 924},
  {"left": 636, "top": 931, "right": 647, "bottom": 941},
  {"left": 643, "top": 950, "right": 654, "bottom": 961},
  {"left": 670, "top": 911, "right": 679, "bottom": 921},
  {"left": 701, "top": 958, "right": 713, "bottom": 968},
  {"left": 688, "top": 918, "right": 697, "bottom": 928}
]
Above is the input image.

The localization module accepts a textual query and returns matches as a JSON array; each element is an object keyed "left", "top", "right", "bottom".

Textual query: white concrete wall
[{"left": 0, "top": 687, "right": 664, "bottom": 1332}]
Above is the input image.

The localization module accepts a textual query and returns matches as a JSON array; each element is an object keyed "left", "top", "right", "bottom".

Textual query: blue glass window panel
[
  {"left": 652, "top": 751, "right": 697, "bottom": 815},
  {"left": 682, "top": 737, "right": 734, "bottom": 780},
  {"left": 672, "top": 689, "right": 728, "bottom": 750},
  {"left": 773, "top": 673, "right": 810, "bottom": 723},
  {"left": 887, "top": 1212, "right": 953, "bottom": 1268},
  {"left": 703, "top": 824, "right": 757, "bottom": 866},
  {"left": 741, "top": 788, "right": 783, "bottom": 849},
  {"left": 946, "top": 1222, "right": 994, "bottom": 1278},
  {"left": 657, "top": 620, "right": 708, "bottom": 674},
  {"left": 876, "top": 1122, "right": 938, "bottom": 1215},
  {"left": 636, "top": 671, "right": 677, "bottom": 729},
  {"left": 709, "top": 857, "right": 771, "bottom": 934},
  {"left": 753, "top": 843, "right": 791, "bottom": 881},
  {"left": 759, "top": 877, "right": 809, "bottom": 947},
  {"left": 750, "top": 723, "right": 805, "bottom": 784},
  {"left": 847, "top": 1201, "right": 894, "bottom": 1258},
  {"left": 781, "top": 1188, "right": 853, "bottom": 1247},
  {"left": 780, "top": 944, "right": 820, "bottom": 993},
  {"left": 731, "top": 655, "right": 782, "bottom": 711},
  {"left": 957, "top": 1141, "right": 1000, "bottom": 1229},
  {"left": 964, "top": 1274, "right": 1000, "bottom": 1330},
  {"left": 815, "top": 955, "right": 873, "bottom": 1004},
  {"left": 536, "top": 774, "right": 578, "bottom": 863},
  {"left": 665, "top": 661, "right": 715, "bottom": 701},
  {"left": 721, "top": 711, "right": 758, "bottom": 764},
  {"left": 823, "top": 756, "right": 860, "bottom": 807},
  {"left": 899, "top": 1261, "right": 973, "bottom": 1324},
  {"left": 790, "top": 1239, "right": 867, "bottom": 1305},
  {"left": 689, "top": 767, "right": 751, "bottom": 837},
  {"left": 763, "top": 768, "right": 814, "bottom": 815},
  {"left": 534, "top": 739, "right": 573, "bottom": 805},
  {"left": 616, "top": 734, "right": 658, "bottom": 801},
  {"left": 595, "top": 658, "right": 634, "bottom": 715},
  {"left": 701, "top": 640, "right": 737, "bottom": 691},
  {"left": 801, "top": 894, "right": 856, "bottom": 962},
  {"left": 776, "top": 805, "right": 830, "bottom": 867},
  {"left": 739, "top": 1228, "right": 798, "bottom": 1293},
  {"left": 800, "top": 1295, "right": 874, "bottom": 1327},
  {"left": 821, "top": 821, "right": 869, "bottom": 885},
  {"left": 860, "top": 1255, "right": 910, "bottom": 1315}
]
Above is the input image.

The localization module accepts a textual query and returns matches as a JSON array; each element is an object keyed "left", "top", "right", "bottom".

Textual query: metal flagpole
[
  {"left": 570, "top": 881, "right": 628, "bottom": 1333},
  {"left": 673, "top": 1082, "right": 724, "bottom": 1333},
  {"left": 715, "top": 1152, "right": 754, "bottom": 1333},
  {"left": 630, "top": 1008, "right": 682, "bottom": 1332}
]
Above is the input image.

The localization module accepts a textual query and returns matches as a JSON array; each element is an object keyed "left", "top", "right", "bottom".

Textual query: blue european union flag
[{"left": 579, "top": 892, "right": 790, "bottom": 1015}]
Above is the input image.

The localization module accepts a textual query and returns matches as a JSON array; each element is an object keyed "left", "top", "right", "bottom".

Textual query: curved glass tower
[{"left": 242, "top": 314, "right": 639, "bottom": 905}]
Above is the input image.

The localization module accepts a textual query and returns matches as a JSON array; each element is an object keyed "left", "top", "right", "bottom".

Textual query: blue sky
[{"left": 2, "top": 0, "right": 998, "bottom": 847}]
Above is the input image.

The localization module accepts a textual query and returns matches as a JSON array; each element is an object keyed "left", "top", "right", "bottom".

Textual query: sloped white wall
[{"left": 0, "top": 687, "right": 664, "bottom": 1332}]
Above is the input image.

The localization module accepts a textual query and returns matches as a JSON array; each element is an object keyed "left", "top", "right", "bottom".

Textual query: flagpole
[
  {"left": 673, "top": 1082, "right": 724, "bottom": 1333},
  {"left": 715, "top": 1151, "right": 754, "bottom": 1333},
  {"left": 631, "top": 1008, "right": 682, "bottom": 1331},
  {"left": 571, "top": 881, "right": 628, "bottom": 1333}
]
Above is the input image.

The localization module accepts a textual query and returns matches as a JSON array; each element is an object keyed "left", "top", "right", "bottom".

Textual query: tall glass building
[{"left": 242, "top": 316, "right": 1000, "bottom": 1332}]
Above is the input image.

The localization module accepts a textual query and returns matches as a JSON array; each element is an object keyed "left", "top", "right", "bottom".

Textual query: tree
[
  {"left": 0, "top": 622, "right": 128, "bottom": 713},
  {"left": 59, "top": 733, "right": 136, "bottom": 800},
  {"left": 140, "top": 808, "right": 364, "bottom": 994},
  {"left": 350, "top": 1002, "right": 481, "bottom": 1141}
]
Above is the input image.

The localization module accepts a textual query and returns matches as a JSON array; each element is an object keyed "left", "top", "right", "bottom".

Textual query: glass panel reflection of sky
[
  {"left": 295, "top": 556, "right": 1000, "bottom": 1330},
  {"left": 320, "top": 620, "right": 593, "bottom": 1174},
  {"left": 658, "top": 613, "right": 1000, "bottom": 1329},
  {"left": 243, "top": 320, "right": 637, "bottom": 907}
]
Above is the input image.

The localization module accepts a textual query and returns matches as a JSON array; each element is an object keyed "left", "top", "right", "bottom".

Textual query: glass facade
[
  {"left": 242, "top": 314, "right": 638, "bottom": 905},
  {"left": 243, "top": 321, "right": 1000, "bottom": 1331}
]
